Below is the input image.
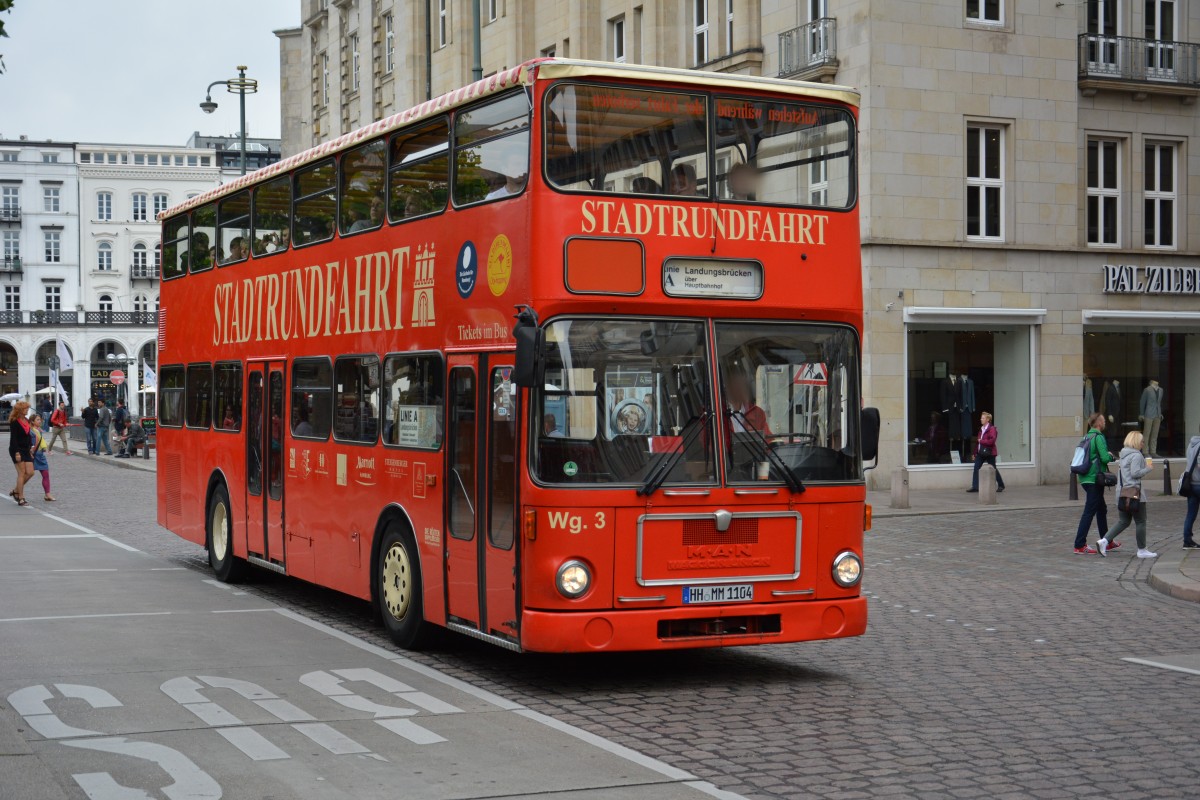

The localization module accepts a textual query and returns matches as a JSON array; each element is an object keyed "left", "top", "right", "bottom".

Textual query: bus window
[
  {"left": 334, "top": 355, "right": 381, "bottom": 444},
  {"left": 382, "top": 353, "right": 443, "bottom": 448},
  {"left": 293, "top": 159, "right": 336, "bottom": 247},
  {"left": 543, "top": 84, "right": 708, "bottom": 197},
  {"left": 291, "top": 358, "right": 332, "bottom": 439},
  {"left": 186, "top": 363, "right": 213, "bottom": 429},
  {"left": 388, "top": 118, "right": 449, "bottom": 222},
  {"left": 454, "top": 91, "right": 531, "bottom": 206},
  {"left": 187, "top": 203, "right": 217, "bottom": 273},
  {"left": 213, "top": 361, "right": 243, "bottom": 431},
  {"left": 339, "top": 139, "right": 386, "bottom": 235},
  {"left": 159, "top": 366, "right": 185, "bottom": 426},
  {"left": 217, "top": 191, "right": 251, "bottom": 265},
  {"left": 253, "top": 175, "right": 291, "bottom": 256},
  {"left": 161, "top": 215, "right": 189, "bottom": 280},
  {"left": 713, "top": 97, "right": 854, "bottom": 209}
]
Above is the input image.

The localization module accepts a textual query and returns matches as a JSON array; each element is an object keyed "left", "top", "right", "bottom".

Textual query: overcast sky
[{"left": 0, "top": 0, "right": 298, "bottom": 146}]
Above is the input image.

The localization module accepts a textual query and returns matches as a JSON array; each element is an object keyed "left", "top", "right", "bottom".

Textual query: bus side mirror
[
  {"left": 861, "top": 407, "right": 880, "bottom": 469},
  {"left": 512, "top": 305, "right": 542, "bottom": 389}
]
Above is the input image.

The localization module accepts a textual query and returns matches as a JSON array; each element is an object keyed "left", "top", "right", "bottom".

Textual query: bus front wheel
[
  {"left": 207, "top": 485, "right": 245, "bottom": 583},
  {"left": 377, "top": 522, "right": 432, "bottom": 650}
]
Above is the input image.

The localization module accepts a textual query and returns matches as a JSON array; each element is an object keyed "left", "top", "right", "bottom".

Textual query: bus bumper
[{"left": 519, "top": 597, "right": 866, "bottom": 653}]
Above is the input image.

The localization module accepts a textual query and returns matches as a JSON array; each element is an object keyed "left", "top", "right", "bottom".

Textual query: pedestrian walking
[
  {"left": 114, "top": 399, "right": 130, "bottom": 438},
  {"left": 1074, "top": 412, "right": 1113, "bottom": 554},
  {"left": 1182, "top": 425, "right": 1200, "bottom": 550},
  {"left": 45, "top": 400, "right": 73, "bottom": 455},
  {"left": 965, "top": 411, "right": 1006, "bottom": 493},
  {"left": 38, "top": 396, "right": 52, "bottom": 431},
  {"left": 1097, "top": 431, "right": 1154, "bottom": 558},
  {"left": 8, "top": 400, "right": 35, "bottom": 507},
  {"left": 96, "top": 398, "right": 113, "bottom": 456},
  {"left": 29, "top": 415, "right": 55, "bottom": 502},
  {"left": 81, "top": 399, "right": 99, "bottom": 454}
]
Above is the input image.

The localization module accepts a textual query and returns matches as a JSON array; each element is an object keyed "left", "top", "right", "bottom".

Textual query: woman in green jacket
[{"left": 1074, "top": 412, "right": 1114, "bottom": 554}]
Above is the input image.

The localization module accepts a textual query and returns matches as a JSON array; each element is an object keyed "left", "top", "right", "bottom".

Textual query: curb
[
  {"left": 71, "top": 452, "right": 156, "bottom": 474},
  {"left": 1148, "top": 549, "right": 1200, "bottom": 604}
]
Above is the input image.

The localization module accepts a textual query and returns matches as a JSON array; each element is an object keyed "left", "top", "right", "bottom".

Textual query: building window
[
  {"left": 611, "top": 16, "right": 626, "bottom": 62},
  {"left": 44, "top": 231, "right": 61, "bottom": 263},
  {"left": 693, "top": 0, "right": 709, "bottom": 65},
  {"left": 98, "top": 294, "right": 113, "bottom": 313},
  {"left": 44, "top": 284, "right": 61, "bottom": 311},
  {"left": 966, "top": 125, "right": 1003, "bottom": 240},
  {"left": 154, "top": 242, "right": 161, "bottom": 271},
  {"left": 187, "top": 155, "right": 198, "bottom": 167},
  {"left": 385, "top": 13, "right": 395, "bottom": 73},
  {"left": 2, "top": 230, "right": 18, "bottom": 260},
  {"left": 42, "top": 153, "right": 59, "bottom": 164},
  {"left": 907, "top": 326, "right": 1032, "bottom": 466},
  {"left": 4, "top": 285, "right": 19, "bottom": 311},
  {"left": 147, "top": 154, "right": 158, "bottom": 166},
  {"left": 132, "top": 242, "right": 148, "bottom": 276},
  {"left": 351, "top": 34, "right": 361, "bottom": 92},
  {"left": 726, "top": 0, "right": 734, "bottom": 53},
  {"left": 541, "top": 45, "right": 556, "bottom": 57},
  {"left": 133, "top": 293, "right": 148, "bottom": 313},
  {"left": 97, "top": 242, "right": 113, "bottom": 271},
  {"left": 1, "top": 186, "right": 17, "bottom": 212},
  {"left": 1144, "top": 142, "right": 1176, "bottom": 249},
  {"left": 966, "top": 0, "right": 1002, "bottom": 24},
  {"left": 322, "top": 51, "right": 330, "bottom": 105},
  {"left": 132, "top": 192, "right": 148, "bottom": 222},
  {"left": 488, "top": 0, "right": 498, "bottom": 22},
  {"left": 1087, "top": 138, "right": 1120, "bottom": 246},
  {"left": 153, "top": 193, "right": 169, "bottom": 216},
  {"left": 1, "top": 151, "right": 17, "bottom": 162},
  {"left": 97, "top": 191, "right": 113, "bottom": 221},
  {"left": 43, "top": 187, "right": 60, "bottom": 212},
  {"left": 439, "top": 0, "right": 448, "bottom": 47}
]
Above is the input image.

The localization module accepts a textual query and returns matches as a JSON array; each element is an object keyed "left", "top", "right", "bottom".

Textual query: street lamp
[
  {"left": 105, "top": 352, "right": 135, "bottom": 411},
  {"left": 200, "top": 65, "right": 259, "bottom": 175}
]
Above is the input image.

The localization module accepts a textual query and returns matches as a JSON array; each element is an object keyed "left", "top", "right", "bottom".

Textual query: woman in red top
[
  {"left": 967, "top": 411, "right": 1006, "bottom": 493},
  {"left": 8, "top": 400, "right": 35, "bottom": 506}
]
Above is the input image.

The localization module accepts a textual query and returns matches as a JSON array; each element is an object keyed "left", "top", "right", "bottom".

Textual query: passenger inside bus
[
  {"left": 726, "top": 372, "right": 770, "bottom": 435},
  {"left": 484, "top": 152, "right": 529, "bottom": 200},
  {"left": 631, "top": 177, "right": 660, "bottom": 194},
  {"left": 228, "top": 237, "right": 248, "bottom": 261},
  {"left": 348, "top": 196, "right": 385, "bottom": 232},
  {"left": 726, "top": 162, "right": 760, "bottom": 201},
  {"left": 179, "top": 232, "right": 211, "bottom": 272},
  {"left": 669, "top": 163, "right": 702, "bottom": 197}
]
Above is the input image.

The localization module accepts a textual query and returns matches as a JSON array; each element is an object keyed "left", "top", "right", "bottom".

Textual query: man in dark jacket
[
  {"left": 96, "top": 399, "right": 114, "bottom": 456},
  {"left": 81, "top": 399, "right": 99, "bottom": 454},
  {"left": 115, "top": 418, "right": 147, "bottom": 458}
]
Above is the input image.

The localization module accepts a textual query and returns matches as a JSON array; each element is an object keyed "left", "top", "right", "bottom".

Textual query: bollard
[
  {"left": 1163, "top": 459, "right": 1171, "bottom": 496},
  {"left": 1069, "top": 471, "right": 1078, "bottom": 501},
  {"left": 979, "top": 464, "right": 998, "bottom": 505},
  {"left": 890, "top": 466, "right": 910, "bottom": 509}
]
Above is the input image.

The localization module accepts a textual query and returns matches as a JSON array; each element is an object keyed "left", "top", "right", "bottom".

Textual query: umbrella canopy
[
  {"left": 0, "top": 392, "right": 22, "bottom": 403},
  {"left": 34, "top": 386, "right": 57, "bottom": 395}
]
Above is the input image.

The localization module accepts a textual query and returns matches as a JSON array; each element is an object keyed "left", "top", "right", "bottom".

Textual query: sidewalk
[{"left": 869, "top": 476, "right": 1200, "bottom": 604}]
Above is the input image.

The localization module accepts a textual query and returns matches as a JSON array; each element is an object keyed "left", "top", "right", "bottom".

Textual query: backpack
[{"left": 1070, "top": 432, "right": 1099, "bottom": 475}]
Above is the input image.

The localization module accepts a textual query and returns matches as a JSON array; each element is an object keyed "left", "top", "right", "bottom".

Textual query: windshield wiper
[
  {"left": 638, "top": 409, "right": 712, "bottom": 497},
  {"left": 728, "top": 410, "right": 805, "bottom": 494}
]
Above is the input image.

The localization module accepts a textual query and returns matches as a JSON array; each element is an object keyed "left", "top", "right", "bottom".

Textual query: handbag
[
  {"left": 1180, "top": 451, "right": 1199, "bottom": 497},
  {"left": 978, "top": 445, "right": 993, "bottom": 457},
  {"left": 1117, "top": 486, "right": 1140, "bottom": 514},
  {"left": 1099, "top": 469, "right": 1118, "bottom": 487}
]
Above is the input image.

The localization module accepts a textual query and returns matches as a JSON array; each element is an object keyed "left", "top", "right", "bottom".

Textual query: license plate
[{"left": 682, "top": 584, "right": 754, "bottom": 604}]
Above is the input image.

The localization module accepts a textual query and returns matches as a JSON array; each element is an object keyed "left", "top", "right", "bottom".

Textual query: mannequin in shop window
[
  {"left": 939, "top": 374, "right": 963, "bottom": 458},
  {"left": 959, "top": 373, "right": 975, "bottom": 455},
  {"left": 1100, "top": 379, "right": 1122, "bottom": 448},
  {"left": 1139, "top": 379, "right": 1165, "bottom": 457},
  {"left": 1083, "top": 376, "right": 1095, "bottom": 417}
]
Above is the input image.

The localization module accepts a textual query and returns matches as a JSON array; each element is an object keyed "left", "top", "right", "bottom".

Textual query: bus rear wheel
[
  {"left": 377, "top": 522, "right": 431, "bottom": 650},
  {"left": 207, "top": 485, "right": 245, "bottom": 583}
]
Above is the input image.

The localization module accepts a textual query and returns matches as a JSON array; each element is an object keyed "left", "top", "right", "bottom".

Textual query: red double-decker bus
[{"left": 157, "top": 59, "right": 878, "bottom": 652}]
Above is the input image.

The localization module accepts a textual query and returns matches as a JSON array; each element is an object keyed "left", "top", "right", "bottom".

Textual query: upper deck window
[
  {"left": 339, "top": 140, "right": 386, "bottom": 236},
  {"left": 453, "top": 91, "right": 531, "bottom": 206},
  {"left": 161, "top": 215, "right": 189, "bottom": 281},
  {"left": 389, "top": 118, "right": 450, "bottom": 222},
  {"left": 253, "top": 176, "right": 291, "bottom": 256},
  {"left": 293, "top": 159, "right": 336, "bottom": 247},
  {"left": 545, "top": 84, "right": 709, "bottom": 197},
  {"left": 217, "top": 191, "right": 251, "bottom": 265}
]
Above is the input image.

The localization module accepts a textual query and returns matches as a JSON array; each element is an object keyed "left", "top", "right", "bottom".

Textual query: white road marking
[
  {"left": 376, "top": 718, "right": 446, "bottom": 745},
  {"left": 1122, "top": 657, "right": 1200, "bottom": 677},
  {"left": 35, "top": 511, "right": 142, "bottom": 552},
  {"left": 216, "top": 727, "right": 290, "bottom": 761},
  {"left": 57, "top": 684, "right": 123, "bottom": 709},
  {"left": 63, "top": 736, "right": 221, "bottom": 800},
  {"left": 0, "top": 610, "right": 172, "bottom": 623},
  {"left": 293, "top": 722, "right": 372, "bottom": 754},
  {"left": 257, "top": 698, "right": 314, "bottom": 722}
]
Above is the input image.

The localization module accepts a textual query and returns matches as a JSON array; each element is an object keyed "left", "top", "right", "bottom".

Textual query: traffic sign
[
  {"left": 793, "top": 362, "right": 828, "bottom": 386},
  {"left": 110, "top": 369, "right": 126, "bottom": 385}
]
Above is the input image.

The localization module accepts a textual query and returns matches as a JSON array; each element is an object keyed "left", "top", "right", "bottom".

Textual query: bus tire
[
  {"left": 207, "top": 484, "right": 245, "bottom": 583},
  {"left": 377, "top": 521, "right": 431, "bottom": 650}
]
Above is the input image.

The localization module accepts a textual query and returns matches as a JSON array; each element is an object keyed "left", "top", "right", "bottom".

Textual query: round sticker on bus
[
  {"left": 456, "top": 241, "right": 477, "bottom": 298},
  {"left": 487, "top": 234, "right": 513, "bottom": 296},
  {"left": 563, "top": 461, "right": 578, "bottom": 477}
]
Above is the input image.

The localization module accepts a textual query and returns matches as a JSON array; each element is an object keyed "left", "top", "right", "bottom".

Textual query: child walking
[{"left": 29, "top": 415, "right": 56, "bottom": 502}]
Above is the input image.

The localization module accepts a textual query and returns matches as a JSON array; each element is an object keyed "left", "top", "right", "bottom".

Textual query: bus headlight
[
  {"left": 832, "top": 551, "right": 862, "bottom": 587},
  {"left": 556, "top": 560, "right": 592, "bottom": 598}
]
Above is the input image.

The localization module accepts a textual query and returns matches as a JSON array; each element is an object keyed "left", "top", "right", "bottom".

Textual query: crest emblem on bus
[{"left": 412, "top": 244, "right": 437, "bottom": 328}]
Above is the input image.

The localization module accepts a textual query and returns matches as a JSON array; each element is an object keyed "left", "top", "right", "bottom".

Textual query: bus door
[
  {"left": 444, "top": 354, "right": 520, "bottom": 643},
  {"left": 245, "top": 361, "right": 287, "bottom": 571}
]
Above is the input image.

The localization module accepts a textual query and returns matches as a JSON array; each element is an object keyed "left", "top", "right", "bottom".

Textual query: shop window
[
  {"left": 334, "top": 355, "right": 381, "bottom": 443},
  {"left": 291, "top": 358, "right": 332, "bottom": 439},
  {"left": 186, "top": 363, "right": 213, "bottom": 429},
  {"left": 213, "top": 362, "right": 243, "bottom": 431},
  {"left": 906, "top": 327, "right": 1031, "bottom": 466},
  {"left": 159, "top": 365, "right": 185, "bottom": 427},
  {"left": 1083, "top": 330, "right": 1200, "bottom": 458},
  {"left": 382, "top": 353, "right": 444, "bottom": 448}
]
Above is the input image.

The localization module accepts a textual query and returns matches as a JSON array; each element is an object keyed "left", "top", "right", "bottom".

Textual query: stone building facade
[{"left": 277, "top": 0, "right": 1200, "bottom": 487}]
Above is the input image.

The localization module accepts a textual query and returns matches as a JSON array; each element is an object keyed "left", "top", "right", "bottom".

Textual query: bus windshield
[{"left": 533, "top": 318, "right": 717, "bottom": 486}]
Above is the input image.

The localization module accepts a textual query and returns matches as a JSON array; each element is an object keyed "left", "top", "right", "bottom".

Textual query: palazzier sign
[{"left": 1104, "top": 263, "right": 1200, "bottom": 295}]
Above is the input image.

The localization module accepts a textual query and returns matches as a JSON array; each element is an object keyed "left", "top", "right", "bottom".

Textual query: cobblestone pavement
[{"left": 13, "top": 451, "right": 1200, "bottom": 799}]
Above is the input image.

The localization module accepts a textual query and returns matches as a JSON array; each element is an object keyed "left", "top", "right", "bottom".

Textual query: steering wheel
[{"left": 768, "top": 433, "right": 817, "bottom": 446}]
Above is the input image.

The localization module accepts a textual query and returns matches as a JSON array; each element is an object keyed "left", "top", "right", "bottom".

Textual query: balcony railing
[
  {"left": 85, "top": 311, "right": 158, "bottom": 326},
  {"left": 1078, "top": 33, "right": 1200, "bottom": 97},
  {"left": 0, "top": 207, "right": 20, "bottom": 223},
  {"left": 130, "top": 265, "right": 158, "bottom": 281},
  {"left": 778, "top": 18, "right": 839, "bottom": 81},
  {"left": 0, "top": 310, "right": 158, "bottom": 327},
  {"left": 0, "top": 256, "right": 20, "bottom": 273}
]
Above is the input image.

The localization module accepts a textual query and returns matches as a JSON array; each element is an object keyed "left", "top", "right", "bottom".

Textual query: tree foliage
[{"left": 0, "top": 0, "right": 13, "bottom": 75}]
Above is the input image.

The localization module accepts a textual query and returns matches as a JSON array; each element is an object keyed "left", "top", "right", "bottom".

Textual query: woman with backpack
[
  {"left": 1074, "top": 412, "right": 1114, "bottom": 554},
  {"left": 1097, "top": 431, "right": 1154, "bottom": 558}
]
